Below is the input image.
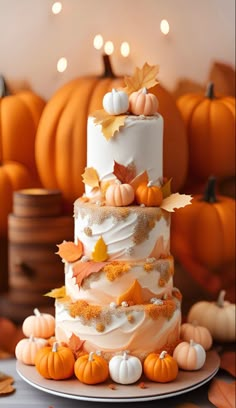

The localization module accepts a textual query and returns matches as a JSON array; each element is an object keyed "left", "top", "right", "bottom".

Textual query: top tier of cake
[{"left": 86, "top": 113, "right": 163, "bottom": 194}]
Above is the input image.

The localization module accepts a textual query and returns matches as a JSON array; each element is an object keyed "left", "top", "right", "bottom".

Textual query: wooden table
[{"left": 0, "top": 356, "right": 230, "bottom": 408}]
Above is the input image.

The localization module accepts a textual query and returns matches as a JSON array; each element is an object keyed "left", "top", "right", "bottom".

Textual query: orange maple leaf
[
  {"left": 123, "top": 63, "right": 159, "bottom": 95},
  {"left": 72, "top": 261, "right": 107, "bottom": 287},
  {"left": 113, "top": 161, "right": 136, "bottom": 184},
  {"left": 82, "top": 167, "right": 100, "bottom": 188},
  {"left": 68, "top": 333, "right": 85, "bottom": 358},
  {"left": 56, "top": 240, "right": 83, "bottom": 263},
  {"left": 130, "top": 170, "right": 149, "bottom": 192}
]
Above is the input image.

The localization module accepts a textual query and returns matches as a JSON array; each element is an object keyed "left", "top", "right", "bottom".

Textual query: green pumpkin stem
[
  {"left": 203, "top": 176, "right": 217, "bottom": 203},
  {"left": 205, "top": 82, "right": 215, "bottom": 99},
  {"left": 0, "top": 75, "right": 10, "bottom": 98},
  {"left": 101, "top": 54, "right": 116, "bottom": 78}
]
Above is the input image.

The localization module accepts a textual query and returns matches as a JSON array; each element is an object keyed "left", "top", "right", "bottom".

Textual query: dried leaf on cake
[
  {"left": 208, "top": 379, "right": 236, "bottom": 408},
  {"left": 0, "top": 372, "right": 15, "bottom": 395},
  {"left": 130, "top": 170, "right": 149, "bottom": 192},
  {"left": 68, "top": 333, "right": 85, "bottom": 358},
  {"left": 123, "top": 63, "right": 159, "bottom": 94},
  {"left": 56, "top": 240, "right": 83, "bottom": 263},
  {"left": 92, "top": 236, "right": 108, "bottom": 262},
  {"left": 113, "top": 161, "right": 136, "bottom": 184},
  {"left": 161, "top": 193, "right": 192, "bottom": 212},
  {"left": 220, "top": 351, "right": 236, "bottom": 378},
  {"left": 93, "top": 109, "right": 126, "bottom": 140},
  {"left": 44, "top": 286, "right": 66, "bottom": 299},
  {"left": 72, "top": 261, "right": 107, "bottom": 287},
  {"left": 161, "top": 178, "right": 172, "bottom": 198},
  {"left": 82, "top": 167, "right": 100, "bottom": 188}
]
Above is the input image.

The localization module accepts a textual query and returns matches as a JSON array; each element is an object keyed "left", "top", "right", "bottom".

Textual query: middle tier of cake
[{"left": 74, "top": 200, "right": 171, "bottom": 262}]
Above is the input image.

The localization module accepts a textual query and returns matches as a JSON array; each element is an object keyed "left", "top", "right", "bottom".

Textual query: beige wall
[{"left": 0, "top": 0, "right": 235, "bottom": 99}]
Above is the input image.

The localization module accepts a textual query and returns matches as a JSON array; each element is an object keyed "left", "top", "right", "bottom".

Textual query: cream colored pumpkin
[
  {"left": 129, "top": 88, "right": 158, "bottom": 116},
  {"left": 22, "top": 308, "right": 55, "bottom": 339},
  {"left": 173, "top": 340, "right": 206, "bottom": 371},
  {"left": 109, "top": 351, "right": 142, "bottom": 384},
  {"left": 103, "top": 89, "right": 129, "bottom": 115},
  {"left": 187, "top": 290, "right": 236, "bottom": 343},
  {"left": 15, "top": 335, "right": 48, "bottom": 365},
  {"left": 105, "top": 182, "right": 135, "bottom": 206},
  {"left": 180, "top": 322, "right": 213, "bottom": 351}
]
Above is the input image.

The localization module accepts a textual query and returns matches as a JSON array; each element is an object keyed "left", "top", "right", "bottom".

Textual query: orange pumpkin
[
  {"left": 136, "top": 181, "right": 163, "bottom": 206},
  {"left": 143, "top": 350, "right": 178, "bottom": 382},
  {"left": 105, "top": 182, "right": 134, "bottom": 206},
  {"left": 171, "top": 177, "right": 235, "bottom": 297},
  {"left": 22, "top": 308, "right": 55, "bottom": 339},
  {"left": 129, "top": 88, "right": 158, "bottom": 115},
  {"left": 177, "top": 83, "right": 235, "bottom": 182},
  {"left": 74, "top": 351, "right": 109, "bottom": 384},
  {"left": 180, "top": 322, "right": 213, "bottom": 351},
  {"left": 173, "top": 340, "right": 206, "bottom": 371},
  {"left": 35, "top": 342, "right": 75, "bottom": 380},
  {"left": 35, "top": 56, "right": 188, "bottom": 209},
  {"left": 0, "top": 76, "right": 45, "bottom": 183}
]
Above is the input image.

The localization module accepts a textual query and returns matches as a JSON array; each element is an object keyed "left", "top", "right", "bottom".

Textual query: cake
[{"left": 53, "top": 64, "right": 191, "bottom": 362}]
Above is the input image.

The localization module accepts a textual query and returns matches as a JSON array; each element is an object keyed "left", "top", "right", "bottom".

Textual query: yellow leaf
[
  {"left": 93, "top": 109, "right": 127, "bottom": 140},
  {"left": 92, "top": 236, "right": 108, "bottom": 262},
  {"left": 117, "top": 279, "right": 143, "bottom": 305},
  {"left": 124, "top": 63, "right": 160, "bottom": 94},
  {"left": 82, "top": 167, "right": 100, "bottom": 188},
  {"left": 44, "top": 286, "right": 66, "bottom": 299}
]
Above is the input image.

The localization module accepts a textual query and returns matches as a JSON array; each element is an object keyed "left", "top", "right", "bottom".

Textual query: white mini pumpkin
[
  {"left": 103, "top": 89, "right": 129, "bottom": 115},
  {"left": 109, "top": 351, "right": 142, "bottom": 384},
  {"left": 15, "top": 335, "right": 48, "bottom": 365},
  {"left": 173, "top": 339, "right": 206, "bottom": 371}
]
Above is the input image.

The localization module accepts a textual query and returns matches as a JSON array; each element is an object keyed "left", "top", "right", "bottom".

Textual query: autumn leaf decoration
[
  {"left": 113, "top": 161, "right": 136, "bottom": 184},
  {"left": 44, "top": 286, "right": 67, "bottom": 300},
  {"left": 68, "top": 333, "right": 85, "bottom": 359},
  {"left": 56, "top": 240, "right": 83, "bottom": 263},
  {"left": 92, "top": 63, "right": 160, "bottom": 140}
]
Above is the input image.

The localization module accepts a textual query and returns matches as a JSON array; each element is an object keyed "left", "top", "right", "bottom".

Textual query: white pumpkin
[
  {"left": 173, "top": 339, "right": 206, "bottom": 371},
  {"left": 15, "top": 335, "right": 48, "bottom": 365},
  {"left": 109, "top": 351, "right": 142, "bottom": 384},
  {"left": 103, "top": 89, "right": 129, "bottom": 115}
]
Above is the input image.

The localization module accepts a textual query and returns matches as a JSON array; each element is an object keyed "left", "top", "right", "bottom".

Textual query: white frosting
[
  {"left": 55, "top": 300, "right": 181, "bottom": 359},
  {"left": 86, "top": 114, "right": 163, "bottom": 192},
  {"left": 74, "top": 203, "right": 170, "bottom": 261},
  {"left": 65, "top": 258, "right": 174, "bottom": 304}
]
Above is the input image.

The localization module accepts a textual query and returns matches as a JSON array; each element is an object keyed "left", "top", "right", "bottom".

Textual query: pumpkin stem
[
  {"left": 52, "top": 342, "right": 58, "bottom": 352},
  {"left": 29, "top": 334, "right": 35, "bottom": 342},
  {"left": 202, "top": 176, "right": 217, "bottom": 203},
  {"left": 33, "top": 308, "right": 41, "bottom": 316},
  {"left": 159, "top": 350, "right": 167, "bottom": 359},
  {"left": 88, "top": 351, "right": 95, "bottom": 361},
  {"left": 0, "top": 75, "right": 10, "bottom": 98},
  {"left": 205, "top": 82, "right": 215, "bottom": 99},
  {"left": 217, "top": 290, "right": 226, "bottom": 308},
  {"left": 123, "top": 351, "right": 129, "bottom": 360},
  {"left": 101, "top": 54, "right": 116, "bottom": 78},
  {"left": 189, "top": 339, "right": 196, "bottom": 347}
]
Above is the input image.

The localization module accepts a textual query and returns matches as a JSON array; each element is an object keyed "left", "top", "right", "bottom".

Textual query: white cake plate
[{"left": 16, "top": 350, "right": 220, "bottom": 403}]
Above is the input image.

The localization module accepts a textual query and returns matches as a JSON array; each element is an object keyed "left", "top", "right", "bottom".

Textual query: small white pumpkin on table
[{"left": 109, "top": 351, "right": 142, "bottom": 384}]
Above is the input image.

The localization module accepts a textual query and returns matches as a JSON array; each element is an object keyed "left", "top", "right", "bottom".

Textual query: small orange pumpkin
[
  {"left": 22, "top": 308, "right": 55, "bottom": 339},
  {"left": 129, "top": 88, "right": 158, "bottom": 116},
  {"left": 35, "top": 342, "right": 75, "bottom": 380},
  {"left": 74, "top": 351, "right": 109, "bottom": 384},
  {"left": 143, "top": 350, "right": 178, "bottom": 382},
  {"left": 180, "top": 322, "right": 213, "bottom": 351},
  {"left": 173, "top": 340, "right": 206, "bottom": 371},
  {"left": 135, "top": 181, "right": 163, "bottom": 206},
  {"left": 105, "top": 182, "right": 134, "bottom": 206}
]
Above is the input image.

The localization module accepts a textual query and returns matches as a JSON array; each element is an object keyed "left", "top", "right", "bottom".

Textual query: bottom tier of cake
[{"left": 55, "top": 289, "right": 182, "bottom": 361}]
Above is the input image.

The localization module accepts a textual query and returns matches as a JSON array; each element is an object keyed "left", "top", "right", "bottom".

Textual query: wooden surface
[{"left": 0, "top": 357, "right": 230, "bottom": 408}]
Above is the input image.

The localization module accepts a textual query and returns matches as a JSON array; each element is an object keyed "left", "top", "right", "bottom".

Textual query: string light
[
  {"left": 52, "top": 2, "right": 62, "bottom": 15},
  {"left": 93, "top": 34, "right": 104, "bottom": 50},
  {"left": 57, "top": 57, "right": 67, "bottom": 73},
  {"left": 120, "top": 42, "right": 130, "bottom": 57},
  {"left": 160, "top": 19, "right": 170, "bottom": 35},
  {"left": 104, "top": 41, "right": 114, "bottom": 55}
]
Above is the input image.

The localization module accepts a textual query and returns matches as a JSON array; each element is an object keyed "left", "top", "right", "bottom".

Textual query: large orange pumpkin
[
  {"left": 177, "top": 83, "right": 235, "bottom": 182},
  {"left": 171, "top": 177, "right": 235, "bottom": 298},
  {"left": 0, "top": 76, "right": 45, "bottom": 183},
  {"left": 35, "top": 57, "right": 188, "bottom": 208}
]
